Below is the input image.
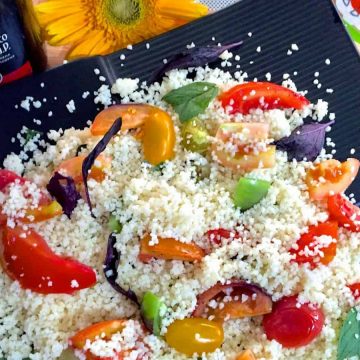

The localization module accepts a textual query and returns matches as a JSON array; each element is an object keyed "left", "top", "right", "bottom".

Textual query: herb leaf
[
  {"left": 163, "top": 82, "right": 218, "bottom": 122},
  {"left": 82, "top": 118, "right": 122, "bottom": 216},
  {"left": 337, "top": 307, "right": 360, "bottom": 360},
  {"left": 103, "top": 233, "right": 140, "bottom": 306},
  {"left": 152, "top": 41, "right": 243, "bottom": 82},
  {"left": 24, "top": 128, "right": 43, "bottom": 145},
  {"left": 275, "top": 120, "right": 334, "bottom": 161}
]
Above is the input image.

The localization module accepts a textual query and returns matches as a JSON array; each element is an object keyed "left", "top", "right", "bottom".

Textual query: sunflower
[{"left": 35, "top": 0, "right": 208, "bottom": 60}]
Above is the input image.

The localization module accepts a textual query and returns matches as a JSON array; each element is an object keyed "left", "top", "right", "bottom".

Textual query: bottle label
[{"left": 0, "top": 1, "right": 33, "bottom": 85}]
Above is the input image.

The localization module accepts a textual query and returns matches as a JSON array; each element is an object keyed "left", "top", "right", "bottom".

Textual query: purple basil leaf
[
  {"left": 46, "top": 172, "right": 81, "bottom": 218},
  {"left": 151, "top": 41, "right": 243, "bottom": 82},
  {"left": 82, "top": 118, "right": 122, "bottom": 216},
  {"left": 104, "top": 233, "right": 140, "bottom": 306},
  {"left": 275, "top": 120, "right": 335, "bottom": 161}
]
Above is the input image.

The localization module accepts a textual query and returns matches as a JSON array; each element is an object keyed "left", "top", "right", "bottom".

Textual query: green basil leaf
[
  {"left": 162, "top": 82, "right": 218, "bottom": 122},
  {"left": 337, "top": 307, "right": 360, "bottom": 360}
]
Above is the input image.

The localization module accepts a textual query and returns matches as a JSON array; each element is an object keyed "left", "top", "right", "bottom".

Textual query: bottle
[{"left": 0, "top": 0, "right": 47, "bottom": 86}]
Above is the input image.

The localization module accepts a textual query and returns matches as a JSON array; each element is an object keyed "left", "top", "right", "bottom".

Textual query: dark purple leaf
[
  {"left": 82, "top": 118, "right": 122, "bottom": 216},
  {"left": 275, "top": 120, "right": 335, "bottom": 161},
  {"left": 104, "top": 233, "right": 140, "bottom": 306},
  {"left": 151, "top": 41, "right": 243, "bottom": 82},
  {"left": 46, "top": 172, "right": 81, "bottom": 218}
]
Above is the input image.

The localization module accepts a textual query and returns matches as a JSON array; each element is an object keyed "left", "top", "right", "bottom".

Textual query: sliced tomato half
[
  {"left": 192, "top": 280, "right": 272, "bottom": 320},
  {"left": 289, "top": 221, "right": 338, "bottom": 267},
  {"left": 0, "top": 169, "right": 25, "bottom": 191},
  {"left": 0, "top": 226, "right": 97, "bottom": 294},
  {"left": 328, "top": 194, "right": 360, "bottom": 232},
  {"left": 306, "top": 158, "right": 359, "bottom": 201},
  {"left": 139, "top": 234, "right": 205, "bottom": 262},
  {"left": 220, "top": 82, "right": 310, "bottom": 115}
]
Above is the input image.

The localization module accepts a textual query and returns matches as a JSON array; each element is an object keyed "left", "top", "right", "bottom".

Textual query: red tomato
[
  {"left": 263, "top": 295, "right": 324, "bottom": 348},
  {"left": 348, "top": 283, "right": 360, "bottom": 299},
  {"left": 220, "top": 82, "right": 310, "bottom": 115},
  {"left": 351, "top": 0, "right": 360, "bottom": 13},
  {"left": 289, "top": 221, "right": 338, "bottom": 267},
  {"left": 328, "top": 194, "right": 360, "bottom": 232},
  {"left": 306, "top": 158, "right": 360, "bottom": 201},
  {"left": 206, "top": 228, "right": 241, "bottom": 245},
  {"left": 0, "top": 169, "right": 26, "bottom": 191},
  {"left": 0, "top": 226, "right": 96, "bottom": 294}
]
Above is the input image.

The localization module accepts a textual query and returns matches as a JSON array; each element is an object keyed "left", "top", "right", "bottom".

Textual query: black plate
[{"left": 0, "top": 0, "right": 359, "bottom": 197}]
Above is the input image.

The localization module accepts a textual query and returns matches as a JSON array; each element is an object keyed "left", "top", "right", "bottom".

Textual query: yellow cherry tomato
[
  {"left": 142, "top": 109, "right": 176, "bottom": 165},
  {"left": 165, "top": 318, "right": 224, "bottom": 356},
  {"left": 20, "top": 200, "right": 63, "bottom": 223}
]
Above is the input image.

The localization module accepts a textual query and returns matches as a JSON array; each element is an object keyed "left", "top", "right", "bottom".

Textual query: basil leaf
[
  {"left": 24, "top": 128, "right": 43, "bottom": 145},
  {"left": 163, "top": 82, "right": 218, "bottom": 122},
  {"left": 337, "top": 307, "right": 360, "bottom": 360}
]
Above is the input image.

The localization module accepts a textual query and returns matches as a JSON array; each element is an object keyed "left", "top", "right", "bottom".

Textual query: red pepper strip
[{"left": 0, "top": 225, "right": 96, "bottom": 294}]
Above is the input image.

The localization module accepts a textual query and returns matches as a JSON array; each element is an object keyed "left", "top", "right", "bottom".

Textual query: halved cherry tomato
[
  {"left": 165, "top": 318, "right": 224, "bottom": 356},
  {"left": 55, "top": 154, "right": 111, "bottom": 183},
  {"left": 348, "top": 283, "right": 360, "bottom": 299},
  {"left": 0, "top": 169, "right": 25, "bottom": 190},
  {"left": 328, "top": 194, "right": 360, "bottom": 232},
  {"left": 70, "top": 320, "right": 127, "bottom": 350},
  {"left": 139, "top": 234, "right": 205, "bottom": 262},
  {"left": 192, "top": 280, "right": 272, "bottom": 320},
  {"left": 289, "top": 221, "right": 338, "bottom": 267},
  {"left": 91, "top": 105, "right": 176, "bottom": 165},
  {"left": 206, "top": 228, "right": 241, "bottom": 245},
  {"left": 352, "top": 0, "right": 360, "bottom": 13},
  {"left": 90, "top": 104, "right": 157, "bottom": 136},
  {"left": 212, "top": 144, "right": 276, "bottom": 172},
  {"left": 263, "top": 295, "right": 324, "bottom": 348},
  {"left": 306, "top": 158, "right": 359, "bottom": 200},
  {"left": 236, "top": 350, "right": 256, "bottom": 360},
  {"left": 220, "top": 82, "right": 310, "bottom": 115},
  {"left": 0, "top": 225, "right": 96, "bottom": 294},
  {"left": 19, "top": 200, "right": 63, "bottom": 223},
  {"left": 216, "top": 122, "right": 269, "bottom": 145}
]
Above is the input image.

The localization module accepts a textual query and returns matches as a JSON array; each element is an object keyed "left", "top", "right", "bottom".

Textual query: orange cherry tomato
[
  {"left": 289, "top": 221, "right": 338, "bottom": 267},
  {"left": 70, "top": 320, "right": 127, "bottom": 350},
  {"left": 220, "top": 82, "right": 310, "bottom": 115},
  {"left": 139, "top": 234, "right": 205, "bottom": 262},
  {"left": 55, "top": 154, "right": 111, "bottom": 183},
  {"left": 142, "top": 108, "right": 176, "bottom": 165},
  {"left": 19, "top": 200, "right": 63, "bottom": 223},
  {"left": 193, "top": 281, "right": 272, "bottom": 320},
  {"left": 0, "top": 225, "right": 96, "bottom": 294},
  {"left": 306, "top": 158, "right": 359, "bottom": 201},
  {"left": 236, "top": 349, "right": 256, "bottom": 360},
  {"left": 91, "top": 105, "right": 176, "bottom": 166},
  {"left": 165, "top": 318, "right": 224, "bottom": 356},
  {"left": 328, "top": 194, "right": 360, "bottom": 232}
]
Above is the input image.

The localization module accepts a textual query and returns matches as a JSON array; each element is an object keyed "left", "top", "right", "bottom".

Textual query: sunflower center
[{"left": 105, "top": 0, "right": 144, "bottom": 25}]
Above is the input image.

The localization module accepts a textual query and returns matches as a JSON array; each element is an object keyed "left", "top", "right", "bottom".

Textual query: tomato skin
[
  {"left": 289, "top": 221, "right": 338, "bottom": 267},
  {"left": 19, "top": 200, "right": 63, "bottom": 223},
  {"left": 328, "top": 194, "right": 360, "bottom": 232},
  {"left": 348, "top": 283, "right": 360, "bottom": 299},
  {"left": 263, "top": 295, "right": 324, "bottom": 348},
  {"left": 139, "top": 234, "right": 205, "bottom": 262},
  {"left": 165, "top": 318, "right": 224, "bottom": 356},
  {"left": 236, "top": 349, "right": 256, "bottom": 360},
  {"left": 351, "top": 0, "right": 360, "bottom": 13},
  {"left": 206, "top": 228, "right": 241, "bottom": 245},
  {"left": 220, "top": 82, "right": 310, "bottom": 115},
  {"left": 306, "top": 158, "right": 360, "bottom": 201},
  {"left": 0, "top": 226, "right": 97, "bottom": 294},
  {"left": 0, "top": 170, "right": 25, "bottom": 191}
]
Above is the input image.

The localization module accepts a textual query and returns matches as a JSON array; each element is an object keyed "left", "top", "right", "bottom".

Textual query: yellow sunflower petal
[
  {"left": 47, "top": 26, "right": 89, "bottom": 47},
  {"left": 66, "top": 31, "right": 106, "bottom": 60},
  {"left": 156, "top": 0, "right": 208, "bottom": 21},
  {"left": 45, "top": 13, "right": 87, "bottom": 38}
]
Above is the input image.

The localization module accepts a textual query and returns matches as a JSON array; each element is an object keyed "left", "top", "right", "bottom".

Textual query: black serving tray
[{"left": 0, "top": 0, "right": 359, "bottom": 196}]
